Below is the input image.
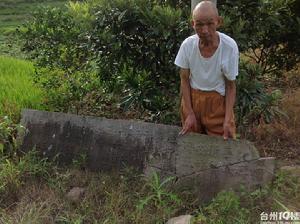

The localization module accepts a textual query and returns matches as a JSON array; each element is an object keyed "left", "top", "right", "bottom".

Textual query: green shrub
[
  {"left": 236, "top": 60, "right": 284, "bottom": 127},
  {"left": 90, "top": 0, "right": 190, "bottom": 84},
  {"left": 88, "top": 0, "right": 190, "bottom": 122},
  {"left": 137, "top": 172, "right": 181, "bottom": 210},
  {"left": 193, "top": 171, "right": 300, "bottom": 224},
  {"left": 220, "top": 0, "right": 300, "bottom": 77},
  {"left": 21, "top": 6, "right": 91, "bottom": 71},
  {"left": 112, "top": 64, "right": 180, "bottom": 123},
  {"left": 20, "top": 0, "right": 189, "bottom": 123},
  {"left": 19, "top": 0, "right": 299, "bottom": 126},
  {"left": 34, "top": 67, "right": 103, "bottom": 114}
]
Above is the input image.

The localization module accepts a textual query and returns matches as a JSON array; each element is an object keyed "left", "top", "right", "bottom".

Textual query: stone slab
[
  {"left": 18, "top": 109, "right": 275, "bottom": 202},
  {"left": 19, "top": 109, "right": 179, "bottom": 171},
  {"left": 175, "top": 157, "right": 275, "bottom": 202}
]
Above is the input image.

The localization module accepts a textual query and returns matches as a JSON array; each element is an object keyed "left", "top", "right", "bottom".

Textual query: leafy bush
[
  {"left": 34, "top": 67, "right": 103, "bottom": 114},
  {"left": 193, "top": 170, "right": 300, "bottom": 224},
  {"left": 21, "top": 6, "right": 91, "bottom": 71},
  {"left": 88, "top": 0, "right": 190, "bottom": 121},
  {"left": 113, "top": 65, "right": 180, "bottom": 123},
  {"left": 236, "top": 61, "right": 284, "bottom": 127},
  {"left": 0, "top": 159, "right": 21, "bottom": 195},
  {"left": 20, "top": 0, "right": 189, "bottom": 123},
  {"left": 90, "top": 0, "right": 190, "bottom": 86},
  {"left": 219, "top": 0, "right": 300, "bottom": 76},
  {"left": 19, "top": 0, "right": 299, "bottom": 126}
]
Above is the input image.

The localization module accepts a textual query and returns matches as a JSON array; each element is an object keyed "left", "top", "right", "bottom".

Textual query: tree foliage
[
  {"left": 219, "top": 0, "right": 300, "bottom": 75},
  {"left": 19, "top": 0, "right": 300, "bottom": 125},
  {"left": 20, "top": 0, "right": 191, "bottom": 123},
  {"left": 88, "top": 0, "right": 190, "bottom": 115},
  {"left": 21, "top": 6, "right": 91, "bottom": 71}
]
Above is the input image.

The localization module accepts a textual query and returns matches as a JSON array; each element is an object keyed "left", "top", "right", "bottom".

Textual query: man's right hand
[{"left": 179, "top": 113, "right": 198, "bottom": 135}]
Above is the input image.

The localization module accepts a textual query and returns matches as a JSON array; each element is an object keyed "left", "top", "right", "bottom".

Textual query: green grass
[
  {"left": 0, "top": 151, "right": 299, "bottom": 224},
  {"left": 0, "top": 56, "right": 45, "bottom": 120}
]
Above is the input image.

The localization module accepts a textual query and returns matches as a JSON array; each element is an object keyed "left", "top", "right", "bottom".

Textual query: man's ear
[
  {"left": 191, "top": 19, "right": 195, "bottom": 28},
  {"left": 217, "top": 16, "right": 223, "bottom": 28}
]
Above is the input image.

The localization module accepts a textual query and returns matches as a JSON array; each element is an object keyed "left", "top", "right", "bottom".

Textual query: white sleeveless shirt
[{"left": 174, "top": 32, "right": 239, "bottom": 96}]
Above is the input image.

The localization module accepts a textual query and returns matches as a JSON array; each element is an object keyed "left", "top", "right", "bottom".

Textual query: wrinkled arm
[
  {"left": 179, "top": 68, "right": 197, "bottom": 135},
  {"left": 223, "top": 78, "right": 236, "bottom": 139}
]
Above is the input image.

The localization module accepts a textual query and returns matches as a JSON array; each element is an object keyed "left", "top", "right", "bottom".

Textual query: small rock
[
  {"left": 166, "top": 215, "right": 193, "bottom": 224},
  {"left": 66, "top": 187, "right": 85, "bottom": 202}
]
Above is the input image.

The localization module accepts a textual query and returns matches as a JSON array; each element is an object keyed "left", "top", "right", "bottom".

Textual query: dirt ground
[{"left": 252, "top": 87, "right": 300, "bottom": 167}]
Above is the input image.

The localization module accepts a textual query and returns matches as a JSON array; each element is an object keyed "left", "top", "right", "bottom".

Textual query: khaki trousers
[{"left": 181, "top": 88, "right": 236, "bottom": 136}]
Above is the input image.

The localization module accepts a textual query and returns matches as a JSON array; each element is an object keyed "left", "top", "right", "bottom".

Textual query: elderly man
[{"left": 175, "top": 0, "right": 238, "bottom": 139}]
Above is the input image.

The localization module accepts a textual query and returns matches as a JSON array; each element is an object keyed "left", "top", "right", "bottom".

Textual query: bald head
[
  {"left": 193, "top": 1, "right": 219, "bottom": 19},
  {"left": 191, "top": 1, "right": 221, "bottom": 42}
]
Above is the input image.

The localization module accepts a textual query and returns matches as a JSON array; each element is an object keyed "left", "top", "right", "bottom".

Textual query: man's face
[{"left": 192, "top": 13, "right": 220, "bottom": 41}]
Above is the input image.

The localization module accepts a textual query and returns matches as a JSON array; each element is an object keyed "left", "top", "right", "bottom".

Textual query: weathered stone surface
[
  {"left": 174, "top": 133, "right": 259, "bottom": 175},
  {"left": 166, "top": 215, "right": 193, "bottom": 224},
  {"left": 18, "top": 109, "right": 275, "bottom": 202},
  {"left": 19, "top": 109, "right": 178, "bottom": 172},
  {"left": 175, "top": 157, "right": 275, "bottom": 202}
]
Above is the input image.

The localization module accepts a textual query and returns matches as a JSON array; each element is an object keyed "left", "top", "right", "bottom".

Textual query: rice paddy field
[
  {"left": 0, "top": 0, "right": 67, "bottom": 119},
  {"left": 0, "top": 0, "right": 66, "bottom": 56},
  {"left": 0, "top": 56, "right": 45, "bottom": 120}
]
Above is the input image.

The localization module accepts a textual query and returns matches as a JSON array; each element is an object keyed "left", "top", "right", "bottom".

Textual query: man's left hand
[{"left": 223, "top": 121, "right": 235, "bottom": 140}]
